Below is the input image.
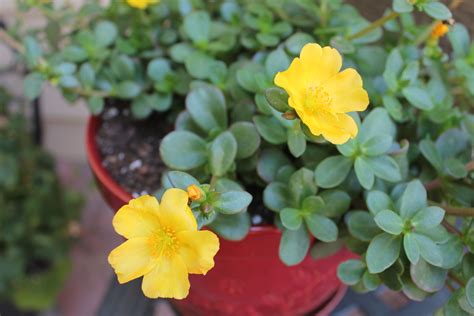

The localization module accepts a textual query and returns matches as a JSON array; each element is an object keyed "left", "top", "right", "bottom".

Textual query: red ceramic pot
[{"left": 86, "top": 116, "right": 355, "bottom": 316}]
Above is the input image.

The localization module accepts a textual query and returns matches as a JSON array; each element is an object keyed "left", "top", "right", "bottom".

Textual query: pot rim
[{"left": 86, "top": 115, "right": 280, "bottom": 235}]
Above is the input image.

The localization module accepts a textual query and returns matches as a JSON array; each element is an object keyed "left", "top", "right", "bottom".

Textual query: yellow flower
[
  {"left": 275, "top": 43, "right": 369, "bottom": 145},
  {"left": 430, "top": 21, "right": 450, "bottom": 40},
  {"left": 108, "top": 189, "right": 219, "bottom": 299},
  {"left": 126, "top": 0, "right": 159, "bottom": 10},
  {"left": 187, "top": 184, "right": 202, "bottom": 201}
]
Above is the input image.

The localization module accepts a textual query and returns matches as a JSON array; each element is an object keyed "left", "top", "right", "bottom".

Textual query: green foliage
[
  {"left": 14, "top": 0, "right": 474, "bottom": 310},
  {"left": 0, "top": 89, "right": 82, "bottom": 311}
]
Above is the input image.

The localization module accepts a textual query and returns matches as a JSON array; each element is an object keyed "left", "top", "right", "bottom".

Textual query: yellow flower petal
[
  {"left": 274, "top": 58, "right": 306, "bottom": 110},
  {"left": 128, "top": 195, "right": 160, "bottom": 213},
  {"left": 299, "top": 44, "right": 342, "bottom": 85},
  {"left": 113, "top": 196, "right": 161, "bottom": 239},
  {"left": 324, "top": 69, "right": 369, "bottom": 113},
  {"left": 108, "top": 238, "right": 158, "bottom": 284},
  {"left": 141, "top": 255, "right": 190, "bottom": 299},
  {"left": 126, "top": 0, "right": 159, "bottom": 9},
  {"left": 158, "top": 188, "right": 197, "bottom": 232},
  {"left": 177, "top": 230, "right": 220, "bottom": 275},
  {"left": 319, "top": 113, "right": 358, "bottom": 145},
  {"left": 274, "top": 42, "right": 368, "bottom": 145}
]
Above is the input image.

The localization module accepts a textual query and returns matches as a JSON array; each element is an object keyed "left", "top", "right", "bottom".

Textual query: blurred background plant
[{"left": 0, "top": 84, "right": 83, "bottom": 312}]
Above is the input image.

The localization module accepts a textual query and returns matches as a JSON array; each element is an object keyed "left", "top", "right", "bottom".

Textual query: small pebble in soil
[
  {"left": 252, "top": 214, "right": 263, "bottom": 225},
  {"left": 129, "top": 159, "right": 143, "bottom": 171}
]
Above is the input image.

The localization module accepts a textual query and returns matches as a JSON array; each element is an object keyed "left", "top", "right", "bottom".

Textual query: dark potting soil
[
  {"left": 96, "top": 105, "right": 170, "bottom": 197},
  {"left": 96, "top": 105, "right": 275, "bottom": 225}
]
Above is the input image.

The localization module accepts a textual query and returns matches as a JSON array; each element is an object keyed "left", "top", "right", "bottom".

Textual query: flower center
[
  {"left": 305, "top": 85, "right": 332, "bottom": 113},
  {"left": 149, "top": 227, "right": 180, "bottom": 258}
]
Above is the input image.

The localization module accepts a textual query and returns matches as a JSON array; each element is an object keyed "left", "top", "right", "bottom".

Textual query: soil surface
[
  {"left": 96, "top": 105, "right": 275, "bottom": 225},
  {"left": 96, "top": 104, "right": 170, "bottom": 197}
]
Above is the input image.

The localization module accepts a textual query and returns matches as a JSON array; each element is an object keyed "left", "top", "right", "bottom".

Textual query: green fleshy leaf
[
  {"left": 361, "top": 134, "right": 393, "bottom": 156},
  {"left": 366, "top": 190, "right": 394, "bottom": 216},
  {"left": 265, "top": 48, "right": 290, "bottom": 78},
  {"left": 411, "top": 206, "right": 445, "bottom": 229},
  {"left": 414, "top": 233, "right": 443, "bottom": 267},
  {"left": 337, "top": 259, "right": 366, "bottom": 286},
  {"left": 257, "top": 149, "right": 290, "bottom": 183},
  {"left": 209, "top": 212, "right": 250, "bottom": 241},
  {"left": 366, "top": 233, "right": 402, "bottom": 273},
  {"left": 422, "top": 1, "right": 452, "bottom": 20},
  {"left": 253, "top": 115, "right": 287, "bottom": 144},
  {"left": 366, "top": 155, "right": 401, "bottom": 182},
  {"left": 410, "top": 258, "right": 447, "bottom": 293},
  {"left": 279, "top": 226, "right": 310, "bottom": 266},
  {"left": 23, "top": 73, "right": 45, "bottom": 100},
  {"left": 280, "top": 208, "right": 303, "bottom": 230},
  {"left": 186, "top": 85, "right": 227, "bottom": 133},
  {"left": 404, "top": 233, "right": 420, "bottom": 265},
  {"left": 347, "top": 211, "right": 381, "bottom": 242},
  {"left": 402, "top": 86, "right": 434, "bottom": 110},
  {"left": 183, "top": 11, "right": 211, "bottom": 44},
  {"left": 466, "top": 278, "right": 474, "bottom": 308},
  {"left": 230, "top": 122, "right": 261, "bottom": 159},
  {"left": 287, "top": 123, "right": 306, "bottom": 158},
  {"left": 160, "top": 131, "right": 207, "bottom": 170},
  {"left": 393, "top": 0, "right": 414, "bottom": 13},
  {"left": 374, "top": 209, "right": 403, "bottom": 235},
  {"left": 94, "top": 20, "right": 117, "bottom": 47},
  {"left": 354, "top": 156, "right": 375, "bottom": 190},
  {"left": 264, "top": 87, "right": 289, "bottom": 112},
  {"left": 209, "top": 131, "right": 238, "bottom": 177},
  {"left": 419, "top": 139, "right": 444, "bottom": 172},
  {"left": 400, "top": 180, "right": 427, "bottom": 220},
  {"left": 289, "top": 168, "right": 317, "bottom": 206},
  {"left": 305, "top": 214, "right": 338, "bottom": 242},
  {"left": 162, "top": 171, "right": 199, "bottom": 190},
  {"left": 263, "top": 182, "right": 290, "bottom": 212},
  {"left": 215, "top": 190, "right": 252, "bottom": 214},
  {"left": 315, "top": 156, "right": 353, "bottom": 188}
]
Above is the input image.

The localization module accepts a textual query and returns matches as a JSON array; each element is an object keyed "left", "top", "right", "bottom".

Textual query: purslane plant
[
  {"left": 5, "top": 0, "right": 474, "bottom": 311},
  {"left": 0, "top": 86, "right": 83, "bottom": 310}
]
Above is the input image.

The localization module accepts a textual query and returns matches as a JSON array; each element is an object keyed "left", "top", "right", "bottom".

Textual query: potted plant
[
  {"left": 4, "top": 0, "right": 474, "bottom": 314},
  {"left": 0, "top": 85, "right": 83, "bottom": 313}
]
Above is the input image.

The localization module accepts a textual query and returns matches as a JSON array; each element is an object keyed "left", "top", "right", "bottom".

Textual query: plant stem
[
  {"left": 446, "top": 280, "right": 456, "bottom": 292},
  {"left": 415, "top": 21, "right": 437, "bottom": 46},
  {"left": 348, "top": 11, "right": 399, "bottom": 40},
  {"left": 0, "top": 29, "right": 24, "bottom": 54},
  {"left": 68, "top": 87, "right": 110, "bottom": 98},
  {"left": 319, "top": 0, "right": 329, "bottom": 27},
  {"left": 448, "top": 272, "right": 466, "bottom": 287},
  {"left": 450, "top": 0, "right": 464, "bottom": 9},
  {"left": 424, "top": 178, "right": 442, "bottom": 191},
  {"left": 430, "top": 201, "right": 474, "bottom": 217},
  {"left": 425, "top": 160, "right": 474, "bottom": 190},
  {"left": 442, "top": 219, "right": 461, "bottom": 236},
  {"left": 209, "top": 176, "right": 218, "bottom": 191}
]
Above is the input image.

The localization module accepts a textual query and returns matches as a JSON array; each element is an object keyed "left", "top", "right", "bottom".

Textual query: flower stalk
[{"left": 348, "top": 11, "right": 399, "bottom": 40}]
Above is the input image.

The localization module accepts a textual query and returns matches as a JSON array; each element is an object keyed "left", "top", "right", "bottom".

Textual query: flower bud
[
  {"left": 187, "top": 184, "right": 204, "bottom": 202},
  {"left": 282, "top": 110, "right": 297, "bottom": 120},
  {"left": 430, "top": 21, "right": 450, "bottom": 40}
]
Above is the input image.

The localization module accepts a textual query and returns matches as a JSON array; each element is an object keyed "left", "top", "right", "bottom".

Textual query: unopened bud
[
  {"left": 282, "top": 110, "right": 297, "bottom": 120},
  {"left": 187, "top": 184, "right": 203, "bottom": 201},
  {"left": 430, "top": 21, "right": 450, "bottom": 40}
]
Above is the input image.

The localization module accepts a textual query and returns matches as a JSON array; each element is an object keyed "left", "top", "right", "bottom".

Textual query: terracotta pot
[{"left": 86, "top": 116, "right": 354, "bottom": 316}]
